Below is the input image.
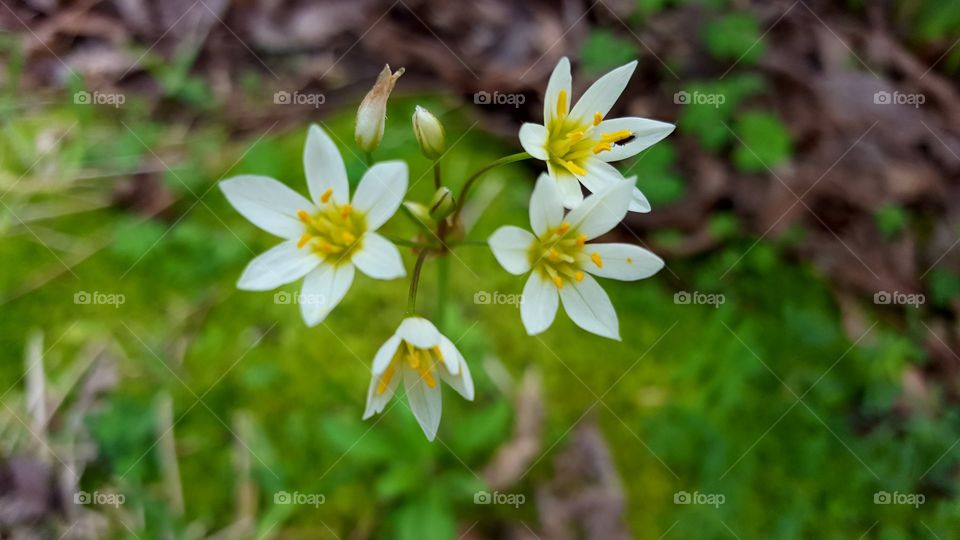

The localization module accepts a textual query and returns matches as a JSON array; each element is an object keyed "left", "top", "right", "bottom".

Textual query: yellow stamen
[
  {"left": 626, "top": 257, "right": 633, "bottom": 263},
  {"left": 601, "top": 130, "right": 632, "bottom": 144},
  {"left": 591, "top": 252, "right": 604, "bottom": 268},
  {"left": 593, "top": 112, "right": 603, "bottom": 126},
  {"left": 297, "top": 233, "right": 312, "bottom": 249},
  {"left": 297, "top": 210, "right": 311, "bottom": 224},
  {"left": 376, "top": 362, "right": 396, "bottom": 394},
  {"left": 575, "top": 271, "right": 584, "bottom": 282},
  {"left": 576, "top": 234, "right": 586, "bottom": 247},
  {"left": 553, "top": 276, "right": 564, "bottom": 288},
  {"left": 556, "top": 90, "right": 567, "bottom": 117},
  {"left": 566, "top": 131, "right": 584, "bottom": 143},
  {"left": 592, "top": 142, "right": 612, "bottom": 154},
  {"left": 340, "top": 204, "right": 352, "bottom": 218},
  {"left": 556, "top": 223, "right": 570, "bottom": 235},
  {"left": 419, "top": 365, "right": 437, "bottom": 388},
  {"left": 561, "top": 159, "right": 587, "bottom": 176},
  {"left": 320, "top": 188, "right": 334, "bottom": 203},
  {"left": 548, "top": 248, "right": 560, "bottom": 262},
  {"left": 342, "top": 231, "right": 356, "bottom": 244},
  {"left": 407, "top": 349, "right": 420, "bottom": 369}
]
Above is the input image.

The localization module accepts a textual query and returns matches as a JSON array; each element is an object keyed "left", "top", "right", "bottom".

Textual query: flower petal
[
  {"left": 558, "top": 273, "right": 620, "bottom": 340},
  {"left": 437, "top": 335, "right": 461, "bottom": 375},
  {"left": 304, "top": 124, "right": 350, "bottom": 205},
  {"left": 595, "top": 117, "right": 675, "bottom": 162},
  {"left": 529, "top": 173, "right": 564, "bottom": 237},
  {"left": 237, "top": 239, "right": 320, "bottom": 291},
  {"left": 575, "top": 157, "right": 623, "bottom": 195},
  {"left": 439, "top": 340, "right": 475, "bottom": 401},
  {"left": 553, "top": 167, "right": 584, "bottom": 209},
  {"left": 565, "top": 177, "right": 633, "bottom": 240},
  {"left": 404, "top": 365, "right": 442, "bottom": 441},
  {"left": 520, "top": 272, "right": 559, "bottom": 335},
  {"left": 220, "top": 175, "right": 311, "bottom": 239},
  {"left": 489, "top": 226, "right": 535, "bottom": 275},
  {"left": 630, "top": 185, "right": 651, "bottom": 213},
  {"left": 351, "top": 231, "right": 405, "bottom": 279},
  {"left": 518, "top": 123, "right": 549, "bottom": 160},
  {"left": 352, "top": 160, "right": 408, "bottom": 230},
  {"left": 569, "top": 60, "right": 637, "bottom": 124},
  {"left": 581, "top": 243, "right": 664, "bottom": 281},
  {"left": 362, "top": 371, "right": 399, "bottom": 419},
  {"left": 373, "top": 334, "right": 402, "bottom": 375},
  {"left": 396, "top": 317, "right": 441, "bottom": 349},
  {"left": 299, "top": 262, "right": 355, "bottom": 326},
  {"left": 544, "top": 57, "right": 572, "bottom": 125}
]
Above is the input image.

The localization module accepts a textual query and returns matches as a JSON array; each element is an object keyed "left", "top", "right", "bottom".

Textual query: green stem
[
  {"left": 436, "top": 255, "right": 449, "bottom": 330},
  {"left": 433, "top": 161, "right": 442, "bottom": 189},
  {"left": 453, "top": 152, "right": 531, "bottom": 221},
  {"left": 382, "top": 235, "right": 432, "bottom": 249},
  {"left": 364, "top": 151, "right": 374, "bottom": 167},
  {"left": 407, "top": 250, "right": 429, "bottom": 314}
]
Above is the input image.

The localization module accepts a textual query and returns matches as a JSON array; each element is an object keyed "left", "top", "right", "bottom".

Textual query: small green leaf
[
  {"left": 703, "top": 13, "right": 764, "bottom": 64},
  {"left": 732, "top": 111, "right": 792, "bottom": 172},
  {"left": 581, "top": 30, "right": 638, "bottom": 74}
]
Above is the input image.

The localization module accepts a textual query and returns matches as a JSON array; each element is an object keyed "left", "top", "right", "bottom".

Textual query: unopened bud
[
  {"left": 402, "top": 201, "right": 433, "bottom": 226},
  {"left": 429, "top": 187, "right": 454, "bottom": 219},
  {"left": 412, "top": 105, "right": 446, "bottom": 159},
  {"left": 355, "top": 65, "right": 404, "bottom": 152}
]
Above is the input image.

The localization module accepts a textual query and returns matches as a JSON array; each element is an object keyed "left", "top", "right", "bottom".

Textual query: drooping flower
[
  {"left": 220, "top": 124, "right": 408, "bottom": 326},
  {"left": 518, "top": 57, "right": 675, "bottom": 211},
  {"left": 363, "top": 317, "right": 474, "bottom": 440},
  {"left": 488, "top": 174, "right": 664, "bottom": 340},
  {"left": 355, "top": 64, "right": 404, "bottom": 152}
]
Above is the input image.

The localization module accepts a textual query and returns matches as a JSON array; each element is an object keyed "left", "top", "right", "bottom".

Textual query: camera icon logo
[
  {"left": 474, "top": 491, "right": 491, "bottom": 504},
  {"left": 274, "top": 291, "right": 292, "bottom": 305},
  {"left": 474, "top": 91, "right": 491, "bottom": 105},
  {"left": 673, "top": 91, "right": 690, "bottom": 105},
  {"left": 673, "top": 491, "right": 691, "bottom": 504},
  {"left": 74, "top": 491, "right": 91, "bottom": 504},
  {"left": 673, "top": 291, "right": 691, "bottom": 305},
  {"left": 274, "top": 491, "right": 291, "bottom": 504},
  {"left": 874, "top": 491, "right": 890, "bottom": 504},
  {"left": 274, "top": 90, "right": 291, "bottom": 105},
  {"left": 873, "top": 291, "right": 891, "bottom": 305},
  {"left": 474, "top": 291, "right": 491, "bottom": 305},
  {"left": 73, "top": 91, "right": 91, "bottom": 105},
  {"left": 74, "top": 291, "right": 91, "bottom": 304},
  {"left": 873, "top": 91, "right": 891, "bottom": 105}
]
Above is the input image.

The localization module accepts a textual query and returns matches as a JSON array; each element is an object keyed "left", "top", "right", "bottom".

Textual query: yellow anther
[
  {"left": 575, "top": 271, "right": 584, "bottom": 282},
  {"left": 340, "top": 204, "right": 352, "bottom": 218},
  {"left": 320, "top": 188, "right": 334, "bottom": 203},
  {"left": 297, "top": 210, "right": 311, "bottom": 224},
  {"left": 576, "top": 234, "right": 586, "bottom": 247},
  {"left": 601, "top": 130, "right": 632, "bottom": 144},
  {"left": 553, "top": 276, "right": 564, "bottom": 288},
  {"left": 556, "top": 90, "right": 567, "bottom": 117},
  {"left": 591, "top": 252, "right": 604, "bottom": 268},
  {"left": 431, "top": 346, "right": 444, "bottom": 361},
  {"left": 561, "top": 159, "right": 587, "bottom": 176},
  {"left": 548, "top": 248, "right": 560, "bottom": 262},
  {"left": 320, "top": 243, "right": 334, "bottom": 254},
  {"left": 593, "top": 112, "right": 603, "bottom": 126},
  {"left": 342, "top": 231, "right": 356, "bottom": 244},
  {"left": 420, "top": 366, "right": 437, "bottom": 388},
  {"left": 407, "top": 349, "right": 420, "bottom": 369},
  {"left": 297, "top": 233, "right": 312, "bottom": 249},
  {"left": 626, "top": 257, "right": 633, "bottom": 263},
  {"left": 376, "top": 363, "right": 396, "bottom": 394},
  {"left": 592, "top": 142, "right": 612, "bottom": 154},
  {"left": 556, "top": 223, "right": 570, "bottom": 235},
  {"left": 566, "top": 131, "right": 584, "bottom": 142}
]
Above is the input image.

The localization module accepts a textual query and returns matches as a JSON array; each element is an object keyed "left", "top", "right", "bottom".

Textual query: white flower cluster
[{"left": 221, "top": 58, "right": 672, "bottom": 440}]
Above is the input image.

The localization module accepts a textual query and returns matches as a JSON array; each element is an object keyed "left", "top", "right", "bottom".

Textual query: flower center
[
  {"left": 528, "top": 221, "right": 600, "bottom": 289},
  {"left": 296, "top": 188, "right": 366, "bottom": 263},
  {"left": 545, "top": 90, "right": 633, "bottom": 177},
  {"left": 376, "top": 341, "right": 445, "bottom": 394}
]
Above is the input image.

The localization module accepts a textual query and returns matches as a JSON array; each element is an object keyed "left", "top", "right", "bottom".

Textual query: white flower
[
  {"left": 518, "top": 57, "right": 674, "bottom": 212},
  {"left": 488, "top": 174, "right": 664, "bottom": 340},
  {"left": 363, "top": 317, "right": 474, "bottom": 441},
  {"left": 220, "top": 124, "right": 408, "bottom": 327}
]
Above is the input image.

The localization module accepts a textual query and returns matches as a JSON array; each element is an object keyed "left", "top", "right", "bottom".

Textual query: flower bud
[
  {"left": 412, "top": 105, "right": 446, "bottom": 159},
  {"left": 402, "top": 201, "right": 434, "bottom": 226},
  {"left": 429, "top": 186, "right": 454, "bottom": 219},
  {"left": 355, "top": 65, "right": 404, "bottom": 152}
]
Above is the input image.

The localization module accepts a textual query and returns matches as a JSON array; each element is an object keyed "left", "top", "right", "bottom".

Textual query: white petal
[
  {"left": 520, "top": 273, "right": 559, "bottom": 336},
  {"left": 544, "top": 57, "right": 572, "bottom": 125},
  {"left": 396, "top": 317, "right": 441, "bottom": 349},
  {"left": 565, "top": 178, "right": 633, "bottom": 240},
  {"left": 220, "top": 175, "right": 311, "bottom": 239},
  {"left": 595, "top": 117, "right": 675, "bottom": 162},
  {"left": 439, "top": 343, "right": 475, "bottom": 401},
  {"left": 352, "top": 160, "right": 408, "bottom": 230},
  {"left": 488, "top": 226, "right": 535, "bottom": 275},
  {"left": 630, "top": 185, "right": 651, "bottom": 213},
  {"left": 403, "top": 366, "right": 442, "bottom": 441},
  {"left": 237, "top": 239, "right": 320, "bottom": 291},
  {"left": 569, "top": 60, "right": 637, "bottom": 124},
  {"left": 299, "top": 262, "right": 355, "bottom": 326},
  {"left": 362, "top": 371, "right": 399, "bottom": 419},
  {"left": 545, "top": 162, "right": 584, "bottom": 209},
  {"left": 437, "top": 335, "right": 461, "bottom": 375},
  {"left": 576, "top": 158, "right": 623, "bottom": 196},
  {"left": 529, "top": 173, "right": 564, "bottom": 236},
  {"left": 581, "top": 243, "right": 664, "bottom": 281},
  {"left": 304, "top": 124, "right": 349, "bottom": 205},
  {"left": 558, "top": 273, "right": 620, "bottom": 340},
  {"left": 351, "top": 232, "right": 405, "bottom": 280},
  {"left": 372, "top": 335, "right": 402, "bottom": 375},
  {"left": 518, "top": 123, "right": 548, "bottom": 160}
]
